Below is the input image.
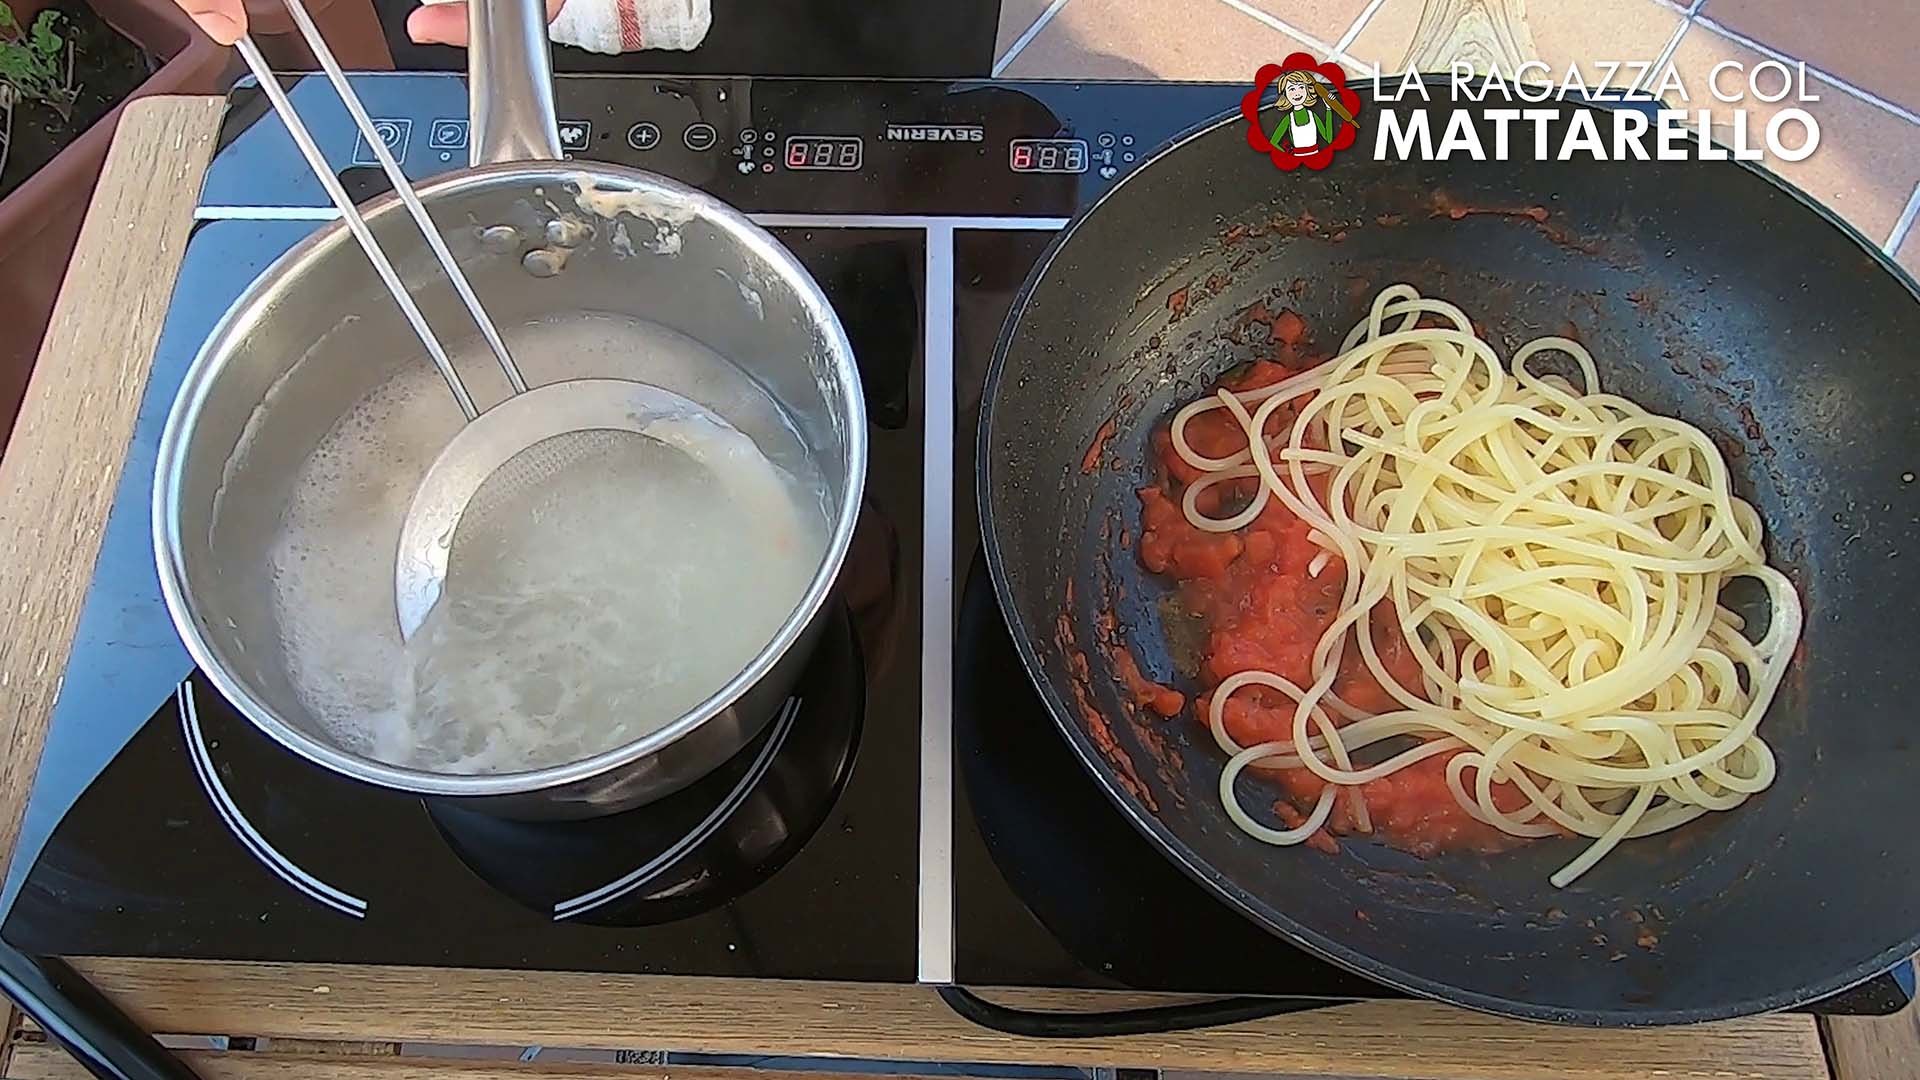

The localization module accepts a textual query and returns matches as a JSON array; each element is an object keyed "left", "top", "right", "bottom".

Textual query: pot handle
[{"left": 468, "top": 0, "right": 563, "bottom": 166}]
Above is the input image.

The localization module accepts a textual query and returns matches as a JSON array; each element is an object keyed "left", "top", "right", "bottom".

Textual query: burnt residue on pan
[
  {"left": 1089, "top": 555, "right": 1189, "bottom": 808},
  {"left": 1098, "top": 641, "right": 1188, "bottom": 810},
  {"left": 1054, "top": 581, "right": 1158, "bottom": 813},
  {"left": 1094, "top": 504, "right": 1190, "bottom": 807},
  {"left": 1080, "top": 414, "right": 1118, "bottom": 474},
  {"left": 1426, "top": 192, "right": 1613, "bottom": 259}
]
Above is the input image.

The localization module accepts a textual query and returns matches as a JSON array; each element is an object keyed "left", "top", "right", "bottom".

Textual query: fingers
[
  {"left": 405, "top": 2, "right": 467, "bottom": 46},
  {"left": 407, "top": 0, "right": 566, "bottom": 47},
  {"left": 179, "top": 0, "right": 244, "bottom": 45}
]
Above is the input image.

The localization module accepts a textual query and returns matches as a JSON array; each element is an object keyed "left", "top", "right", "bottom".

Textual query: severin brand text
[
  {"left": 1368, "top": 60, "right": 1822, "bottom": 163},
  {"left": 884, "top": 124, "right": 985, "bottom": 142}
]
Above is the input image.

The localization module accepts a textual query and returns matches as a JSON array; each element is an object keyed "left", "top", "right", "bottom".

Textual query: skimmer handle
[{"left": 469, "top": 0, "right": 563, "bottom": 166}]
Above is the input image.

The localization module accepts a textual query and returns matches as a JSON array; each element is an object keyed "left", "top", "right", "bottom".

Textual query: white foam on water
[{"left": 264, "top": 312, "right": 828, "bottom": 775}]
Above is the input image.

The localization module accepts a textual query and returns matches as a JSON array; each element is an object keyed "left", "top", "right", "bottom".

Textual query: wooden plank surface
[
  {"left": 1824, "top": 993, "right": 1920, "bottom": 1080},
  {"left": 5, "top": 1044, "right": 913, "bottom": 1080},
  {"left": 0, "top": 95, "right": 225, "bottom": 880},
  {"left": 58, "top": 957, "right": 1829, "bottom": 1080}
]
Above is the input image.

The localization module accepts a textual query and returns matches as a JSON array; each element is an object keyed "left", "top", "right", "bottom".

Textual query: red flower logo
[{"left": 1242, "top": 55, "right": 1362, "bottom": 171}]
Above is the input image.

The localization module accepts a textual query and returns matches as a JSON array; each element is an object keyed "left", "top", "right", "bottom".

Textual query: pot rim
[{"left": 152, "top": 160, "right": 868, "bottom": 798}]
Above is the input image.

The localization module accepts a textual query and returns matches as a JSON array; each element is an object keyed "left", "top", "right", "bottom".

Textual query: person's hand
[
  {"left": 407, "top": 0, "right": 566, "bottom": 46},
  {"left": 179, "top": 0, "right": 244, "bottom": 45},
  {"left": 172, "top": 0, "right": 566, "bottom": 49}
]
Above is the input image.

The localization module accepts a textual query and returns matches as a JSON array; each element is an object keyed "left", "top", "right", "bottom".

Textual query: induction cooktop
[{"left": 2, "top": 74, "right": 1908, "bottom": 1019}]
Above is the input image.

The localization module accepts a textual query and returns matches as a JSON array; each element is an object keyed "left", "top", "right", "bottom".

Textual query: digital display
[
  {"left": 1009, "top": 138, "right": 1088, "bottom": 174},
  {"left": 784, "top": 135, "right": 863, "bottom": 171}
]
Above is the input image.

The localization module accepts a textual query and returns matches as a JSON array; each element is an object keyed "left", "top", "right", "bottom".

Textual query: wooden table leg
[{"left": 1822, "top": 975, "right": 1920, "bottom": 1080}]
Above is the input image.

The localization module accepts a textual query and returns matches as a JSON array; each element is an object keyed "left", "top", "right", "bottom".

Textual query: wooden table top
[{"left": 0, "top": 93, "right": 1912, "bottom": 1080}]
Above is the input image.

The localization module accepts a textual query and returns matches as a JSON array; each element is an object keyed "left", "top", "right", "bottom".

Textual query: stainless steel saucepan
[{"left": 152, "top": 0, "right": 865, "bottom": 819}]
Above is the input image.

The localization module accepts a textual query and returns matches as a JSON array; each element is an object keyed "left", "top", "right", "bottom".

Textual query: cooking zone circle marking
[
  {"left": 179, "top": 681, "right": 370, "bottom": 919},
  {"left": 549, "top": 697, "right": 802, "bottom": 921}
]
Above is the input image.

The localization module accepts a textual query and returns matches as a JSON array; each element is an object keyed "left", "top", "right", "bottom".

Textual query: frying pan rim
[{"left": 976, "top": 97, "right": 1920, "bottom": 1026}]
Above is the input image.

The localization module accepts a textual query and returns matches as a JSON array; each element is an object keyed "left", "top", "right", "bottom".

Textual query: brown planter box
[{"left": 0, "top": 0, "right": 231, "bottom": 446}]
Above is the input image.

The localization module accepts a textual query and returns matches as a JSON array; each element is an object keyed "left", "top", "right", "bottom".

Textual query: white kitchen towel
[
  {"left": 416, "top": 0, "right": 711, "bottom": 54},
  {"left": 550, "top": 0, "right": 710, "bottom": 52}
]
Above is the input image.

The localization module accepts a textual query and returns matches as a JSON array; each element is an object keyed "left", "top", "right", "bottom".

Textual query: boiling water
[{"left": 267, "top": 313, "right": 829, "bottom": 774}]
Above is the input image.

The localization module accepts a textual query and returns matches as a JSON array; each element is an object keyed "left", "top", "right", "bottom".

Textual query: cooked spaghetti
[{"left": 1157, "top": 284, "right": 1801, "bottom": 887}]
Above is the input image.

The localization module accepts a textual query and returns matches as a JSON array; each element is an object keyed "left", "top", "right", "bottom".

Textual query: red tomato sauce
[
  {"left": 1135, "top": 332, "right": 1530, "bottom": 857},
  {"left": 1112, "top": 648, "right": 1187, "bottom": 718}
]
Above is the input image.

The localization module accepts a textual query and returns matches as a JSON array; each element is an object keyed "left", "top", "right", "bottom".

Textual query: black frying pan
[{"left": 978, "top": 89, "right": 1920, "bottom": 1025}]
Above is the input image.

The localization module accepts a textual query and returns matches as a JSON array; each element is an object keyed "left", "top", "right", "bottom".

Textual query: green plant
[{"left": 0, "top": 2, "right": 76, "bottom": 124}]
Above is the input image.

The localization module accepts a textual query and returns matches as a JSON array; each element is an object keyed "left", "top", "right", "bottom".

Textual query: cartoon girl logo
[{"left": 1240, "top": 54, "right": 1363, "bottom": 171}]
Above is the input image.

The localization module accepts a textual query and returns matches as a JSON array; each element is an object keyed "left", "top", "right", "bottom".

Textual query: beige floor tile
[
  {"left": 1704, "top": 0, "right": 1920, "bottom": 114},
  {"left": 1349, "top": 0, "right": 1682, "bottom": 89},
  {"left": 1667, "top": 22, "right": 1920, "bottom": 243},
  {"left": 997, "top": 0, "right": 1058, "bottom": 62},
  {"left": 1228, "top": 0, "right": 1376, "bottom": 52},
  {"left": 1899, "top": 224, "right": 1920, "bottom": 279},
  {"left": 999, "top": 0, "right": 1322, "bottom": 81}
]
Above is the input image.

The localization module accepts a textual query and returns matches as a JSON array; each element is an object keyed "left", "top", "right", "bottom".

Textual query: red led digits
[
  {"left": 783, "top": 136, "right": 864, "bottom": 171},
  {"left": 1009, "top": 138, "right": 1088, "bottom": 174}
]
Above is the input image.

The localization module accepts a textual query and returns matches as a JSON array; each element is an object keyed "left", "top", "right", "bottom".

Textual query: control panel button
[
  {"left": 684, "top": 122, "right": 718, "bottom": 151},
  {"left": 351, "top": 118, "right": 411, "bottom": 165},
  {"left": 428, "top": 119, "right": 468, "bottom": 150},
  {"left": 558, "top": 120, "right": 593, "bottom": 152},
  {"left": 627, "top": 122, "right": 661, "bottom": 150}
]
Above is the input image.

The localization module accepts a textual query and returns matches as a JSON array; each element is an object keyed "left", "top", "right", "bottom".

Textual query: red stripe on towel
[{"left": 616, "top": 0, "right": 644, "bottom": 51}]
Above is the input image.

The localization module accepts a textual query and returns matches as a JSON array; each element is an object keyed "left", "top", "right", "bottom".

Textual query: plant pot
[
  {"left": 3, "top": 0, "right": 163, "bottom": 205},
  {"left": 0, "top": 0, "right": 230, "bottom": 448}
]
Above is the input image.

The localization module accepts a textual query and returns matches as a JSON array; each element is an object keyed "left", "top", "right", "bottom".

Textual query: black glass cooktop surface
[{"left": 1, "top": 74, "right": 1907, "bottom": 1015}]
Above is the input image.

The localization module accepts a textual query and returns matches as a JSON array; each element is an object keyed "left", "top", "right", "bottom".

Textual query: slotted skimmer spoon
[{"left": 235, "top": 0, "right": 754, "bottom": 640}]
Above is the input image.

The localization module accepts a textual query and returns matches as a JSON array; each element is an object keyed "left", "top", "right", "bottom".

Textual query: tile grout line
[
  {"left": 1333, "top": 0, "right": 1388, "bottom": 58},
  {"left": 1885, "top": 181, "right": 1920, "bottom": 257},
  {"left": 1691, "top": 13, "right": 1920, "bottom": 128},
  {"left": 1209, "top": 0, "right": 1361, "bottom": 70},
  {"left": 991, "top": 0, "right": 1075, "bottom": 78},
  {"left": 1638, "top": 13, "right": 1693, "bottom": 95}
]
